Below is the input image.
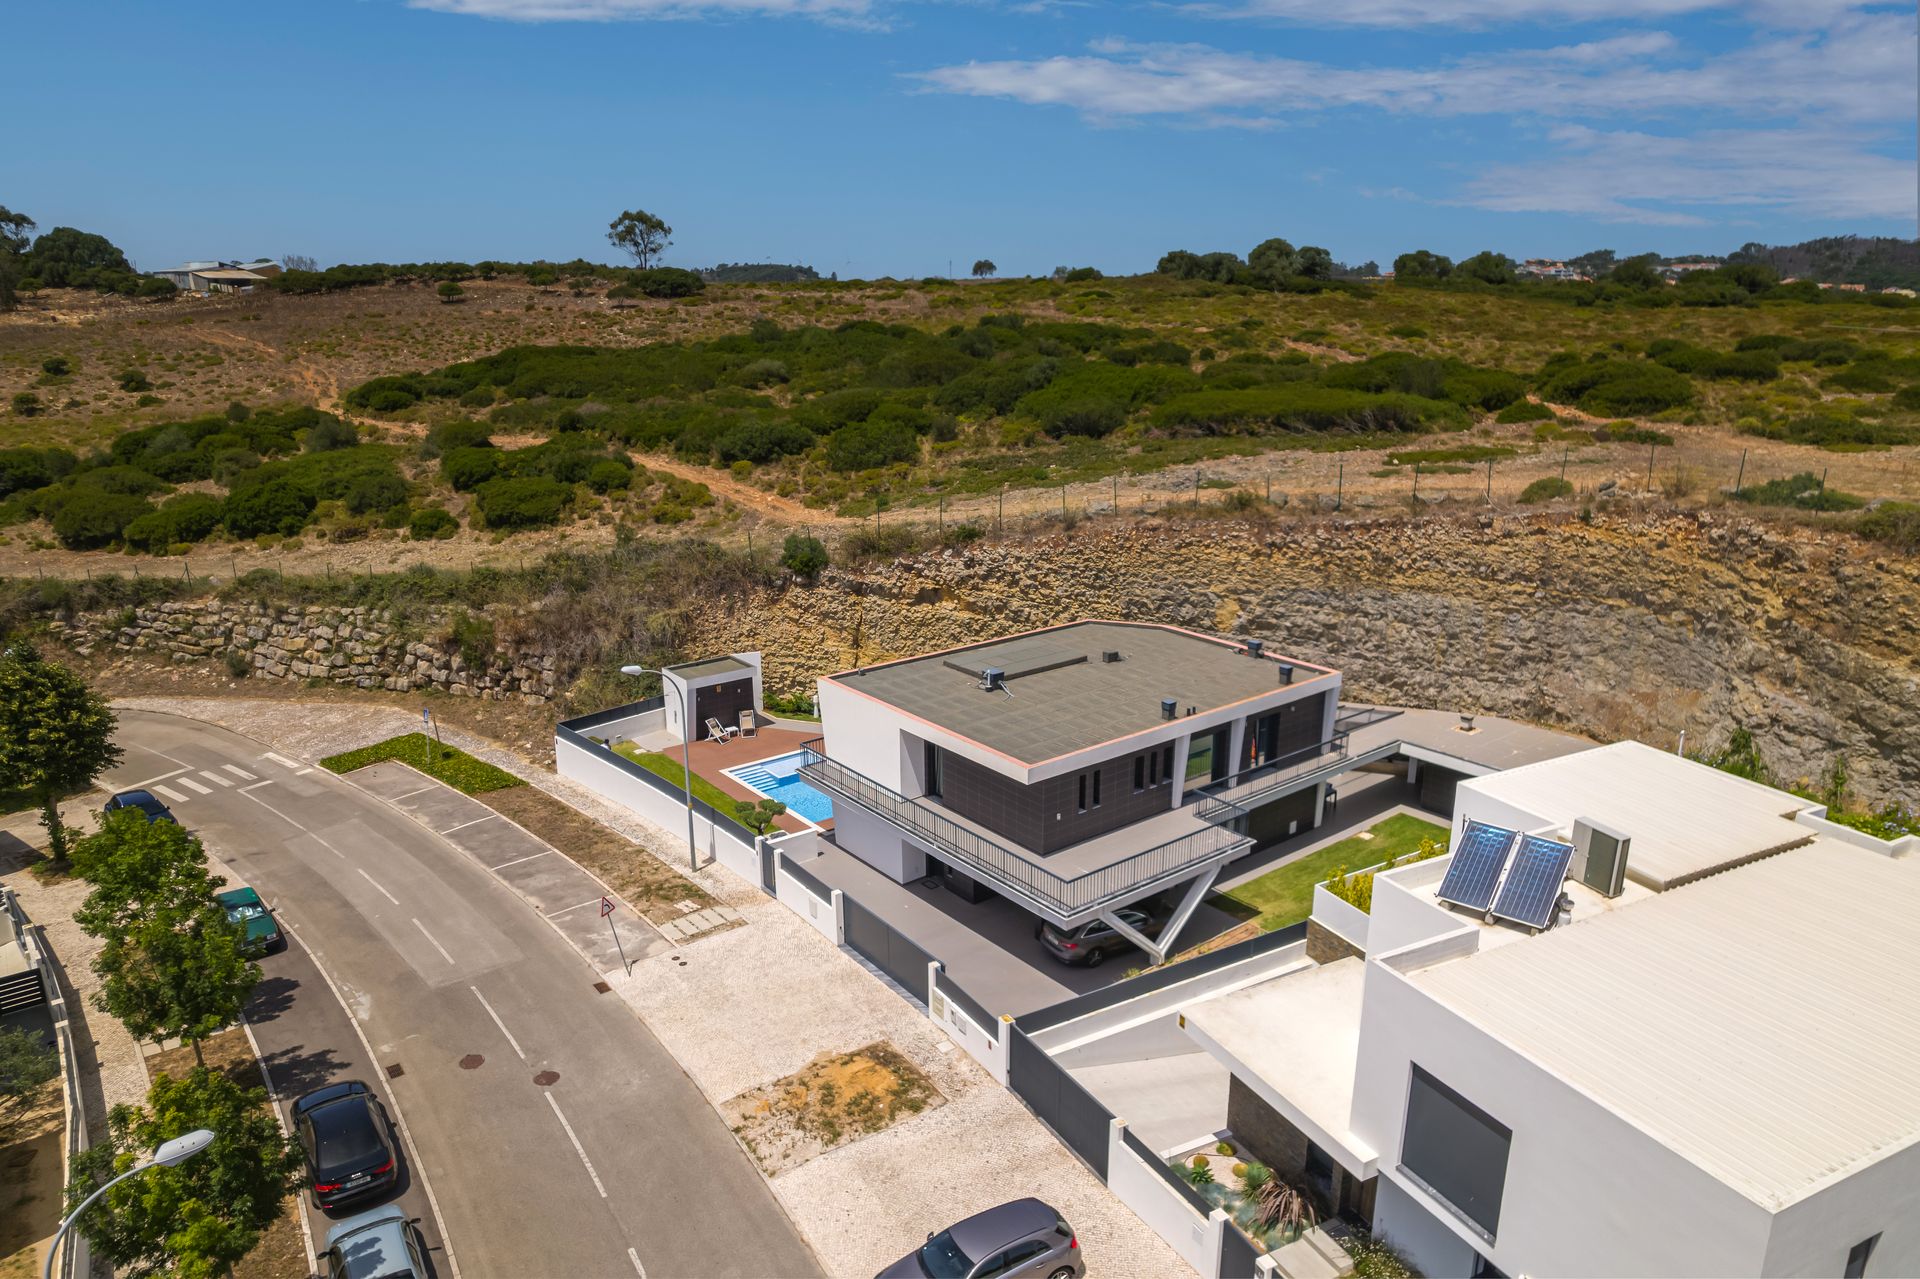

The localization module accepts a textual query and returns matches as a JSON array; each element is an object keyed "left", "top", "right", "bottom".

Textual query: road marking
[
  {"left": 439, "top": 813, "right": 499, "bottom": 836},
  {"left": 544, "top": 1093, "right": 607, "bottom": 1198},
  {"left": 387, "top": 785, "right": 437, "bottom": 803},
  {"left": 629, "top": 1247, "right": 647, "bottom": 1278},
  {"left": 238, "top": 1013, "right": 317, "bottom": 1268},
  {"left": 239, "top": 779, "right": 276, "bottom": 793},
  {"left": 201, "top": 770, "right": 234, "bottom": 788},
  {"left": 222, "top": 764, "right": 256, "bottom": 781},
  {"left": 469, "top": 986, "right": 526, "bottom": 1060},
  {"left": 120, "top": 766, "right": 191, "bottom": 791},
  {"left": 488, "top": 851, "right": 550, "bottom": 871},
  {"left": 295, "top": 767, "right": 313, "bottom": 775},
  {"left": 152, "top": 784, "right": 189, "bottom": 803},
  {"left": 546, "top": 899, "right": 604, "bottom": 919},
  {"left": 357, "top": 868, "right": 400, "bottom": 905},
  {"left": 412, "top": 918, "right": 455, "bottom": 965},
  {"left": 178, "top": 776, "right": 212, "bottom": 795},
  {"left": 263, "top": 752, "right": 300, "bottom": 769}
]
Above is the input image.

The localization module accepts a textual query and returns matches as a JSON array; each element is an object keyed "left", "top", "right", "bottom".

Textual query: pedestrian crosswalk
[{"left": 115, "top": 752, "right": 306, "bottom": 813}]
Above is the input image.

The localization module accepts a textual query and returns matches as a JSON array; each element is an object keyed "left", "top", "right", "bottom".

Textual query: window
[
  {"left": 1147, "top": 751, "right": 1159, "bottom": 787},
  {"left": 1400, "top": 1063, "right": 1512, "bottom": 1240},
  {"left": 1091, "top": 769, "right": 1101, "bottom": 808},
  {"left": 1162, "top": 743, "right": 1174, "bottom": 784},
  {"left": 1133, "top": 756, "right": 1145, "bottom": 792},
  {"left": 1186, "top": 732, "right": 1216, "bottom": 782},
  {"left": 923, "top": 741, "right": 942, "bottom": 798},
  {"left": 1846, "top": 1234, "right": 1880, "bottom": 1279},
  {"left": 1077, "top": 774, "right": 1087, "bottom": 813}
]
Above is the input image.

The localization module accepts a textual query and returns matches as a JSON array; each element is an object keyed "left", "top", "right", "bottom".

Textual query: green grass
[
  {"left": 1215, "top": 813, "right": 1449, "bottom": 932},
  {"left": 320, "top": 733, "right": 524, "bottom": 794},
  {"left": 611, "top": 742, "right": 739, "bottom": 812}
]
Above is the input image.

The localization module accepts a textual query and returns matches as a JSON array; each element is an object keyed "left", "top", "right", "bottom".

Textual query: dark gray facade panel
[{"left": 1401, "top": 1063, "right": 1511, "bottom": 1239}]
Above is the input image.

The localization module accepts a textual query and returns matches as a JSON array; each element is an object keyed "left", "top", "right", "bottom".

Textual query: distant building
[
  {"left": 150, "top": 259, "right": 283, "bottom": 294},
  {"left": 1517, "top": 260, "right": 1586, "bottom": 281},
  {"left": 1881, "top": 286, "right": 1918, "bottom": 297},
  {"left": 1660, "top": 260, "right": 1719, "bottom": 275}
]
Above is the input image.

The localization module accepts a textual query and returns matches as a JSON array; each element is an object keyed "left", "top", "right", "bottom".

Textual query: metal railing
[
  {"left": 1194, "top": 733, "right": 1350, "bottom": 820},
  {"left": 798, "top": 741, "right": 1251, "bottom": 918}
]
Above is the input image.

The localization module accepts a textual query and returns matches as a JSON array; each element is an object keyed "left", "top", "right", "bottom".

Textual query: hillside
[{"left": 1728, "top": 237, "right": 1920, "bottom": 290}]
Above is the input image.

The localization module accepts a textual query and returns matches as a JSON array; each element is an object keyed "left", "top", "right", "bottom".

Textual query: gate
[
  {"left": 1216, "top": 1220, "right": 1261, "bottom": 1279},
  {"left": 1007, "top": 1026, "right": 1111, "bottom": 1179},
  {"left": 842, "top": 896, "right": 934, "bottom": 1004},
  {"left": 759, "top": 841, "right": 777, "bottom": 894}
]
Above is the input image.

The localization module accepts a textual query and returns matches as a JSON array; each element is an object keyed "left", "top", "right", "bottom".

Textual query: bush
[
  {"left": 1590, "top": 422, "right": 1675, "bottom": 446},
  {"left": 1519, "top": 476, "right": 1574, "bottom": 504},
  {"left": 223, "top": 476, "right": 317, "bottom": 538},
  {"left": 346, "top": 376, "right": 422, "bottom": 413},
  {"left": 52, "top": 489, "right": 150, "bottom": 549},
  {"left": 303, "top": 417, "right": 359, "bottom": 452},
  {"left": 474, "top": 475, "right": 571, "bottom": 529},
  {"left": 825, "top": 420, "right": 918, "bottom": 472},
  {"left": 442, "top": 447, "right": 503, "bottom": 491},
  {"left": 438, "top": 281, "right": 465, "bottom": 303},
  {"left": 408, "top": 506, "right": 459, "bottom": 540},
  {"left": 1540, "top": 359, "right": 1693, "bottom": 416},
  {"left": 41, "top": 356, "right": 72, "bottom": 376},
  {"left": 123, "top": 493, "right": 225, "bottom": 551},
  {"left": 1732, "top": 472, "right": 1864, "bottom": 511},
  {"left": 9, "top": 392, "right": 40, "bottom": 417},
  {"left": 447, "top": 610, "right": 495, "bottom": 667},
  {"left": 117, "top": 369, "right": 153, "bottom": 392},
  {"left": 631, "top": 267, "right": 706, "bottom": 298},
  {"left": 1152, "top": 385, "right": 1460, "bottom": 435},
  {"left": 1854, "top": 501, "right": 1920, "bottom": 551},
  {"left": 1893, "top": 385, "right": 1920, "bottom": 412},
  {"left": 585, "top": 459, "right": 633, "bottom": 493},
  {"left": 1216, "top": 1141, "right": 1235, "bottom": 1156},
  {"left": 344, "top": 471, "right": 409, "bottom": 515},
  {"left": 1495, "top": 399, "right": 1554, "bottom": 424},
  {"left": 780, "top": 533, "right": 829, "bottom": 578},
  {"left": 733, "top": 359, "right": 789, "bottom": 388},
  {"left": 425, "top": 421, "right": 495, "bottom": 458}
]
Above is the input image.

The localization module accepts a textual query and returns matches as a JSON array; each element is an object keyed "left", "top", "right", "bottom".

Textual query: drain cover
[
  {"left": 534, "top": 1070, "right": 559, "bottom": 1086},
  {"left": 386, "top": 1063, "right": 405, "bottom": 1079},
  {"left": 593, "top": 980, "right": 611, "bottom": 994},
  {"left": 459, "top": 1054, "right": 484, "bottom": 1070}
]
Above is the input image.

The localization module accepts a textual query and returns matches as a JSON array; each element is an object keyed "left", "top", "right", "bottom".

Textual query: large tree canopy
[
  {"left": 607, "top": 208, "right": 672, "bottom": 268},
  {"left": 0, "top": 643, "right": 121, "bottom": 865},
  {"left": 23, "top": 225, "right": 132, "bottom": 287}
]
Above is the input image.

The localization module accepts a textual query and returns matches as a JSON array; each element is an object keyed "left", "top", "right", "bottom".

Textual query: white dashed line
[
  {"left": 295, "top": 767, "right": 313, "bottom": 775},
  {"left": 356, "top": 868, "right": 400, "bottom": 905},
  {"left": 178, "top": 776, "right": 212, "bottom": 795},
  {"left": 544, "top": 1093, "right": 607, "bottom": 1198},
  {"left": 439, "top": 814, "right": 499, "bottom": 836},
  {"left": 239, "top": 779, "right": 276, "bottom": 794},
  {"left": 221, "top": 764, "right": 256, "bottom": 781},
  {"left": 387, "top": 785, "right": 437, "bottom": 803},
  {"left": 469, "top": 986, "right": 526, "bottom": 1061},
  {"left": 411, "top": 918, "right": 455, "bottom": 965},
  {"left": 546, "top": 899, "right": 603, "bottom": 919},
  {"left": 263, "top": 752, "right": 300, "bottom": 769},
  {"left": 488, "top": 851, "right": 550, "bottom": 872},
  {"left": 152, "top": 784, "right": 188, "bottom": 804},
  {"left": 629, "top": 1247, "right": 647, "bottom": 1278},
  {"left": 201, "top": 770, "right": 234, "bottom": 788}
]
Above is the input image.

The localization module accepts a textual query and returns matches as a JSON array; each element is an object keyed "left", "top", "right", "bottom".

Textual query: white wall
[
  {"left": 1762, "top": 1140, "right": 1920, "bottom": 1276},
  {"left": 1311, "top": 884, "right": 1370, "bottom": 953},
  {"left": 815, "top": 677, "right": 912, "bottom": 790},
  {"left": 577, "top": 707, "right": 666, "bottom": 745},
  {"left": 830, "top": 802, "right": 928, "bottom": 883},
  {"left": 1104, "top": 1120, "right": 1217, "bottom": 1275},
  {"left": 1032, "top": 941, "right": 1308, "bottom": 1054},
  {"left": 555, "top": 735, "right": 758, "bottom": 882},
  {"left": 775, "top": 866, "right": 838, "bottom": 941},
  {"left": 1373, "top": 1177, "right": 1481, "bottom": 1278}
]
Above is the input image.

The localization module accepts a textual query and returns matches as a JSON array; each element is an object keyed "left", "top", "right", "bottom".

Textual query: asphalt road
[{"left": 107, "top": 709, "right": 818, "bottom": 1279}]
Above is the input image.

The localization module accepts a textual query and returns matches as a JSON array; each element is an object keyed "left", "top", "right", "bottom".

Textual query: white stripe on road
[
  {"left": 387, "top": 785, "right": 437, "bottom": 803},
  {"left": 178, "top": 776, "right": 212, "bottom": 795},
  {"left": 240, "top": 779, "right": 276, "bottom": 793},
  {"left": 439, "top": 813, "right": 499, "bottom": 836},
  {"left": 546, "top": 899, "right": 604, "bottom": 919},
  {"left": 121, "top": 767, "right": 191, "bottom": 791},
  {"left": 152, "top": 784, "right": 188, "bottom": 803},
  {"left": 469, "top": 986, "right": 526, "bottom": 1061},
  {"left": 201, "top": 770, "right": 234, "bottom": 788},
  {"left": 357, "top": 868, "right": 400, "bottom": 905},
  {"left": 263, "top": 752, "right": 300, "bottom": 769},
  {"left": 295, "top": 767, "right": 313, "bottom": 775},
  {"left": 411, "top": 918, "right": 455, "bottom": 965},
  {"left": 629, "top": 1248, "right": 647, "bottom": 1278},
  {"left": 222, "top": 764, "right": 257, "bottom": 781},
  {"left": 487, "top": 851, "right": 550, "bottom": 872},
  {"left": 544, "top": 1093, "right": 607, "bottom": 1198}
]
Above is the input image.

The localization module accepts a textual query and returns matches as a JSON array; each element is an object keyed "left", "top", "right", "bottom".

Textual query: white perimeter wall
[
  {"left": 1104, "top": 1120, "right": 1219, "bottom": 1274},
  {"left": 555, "top": 735, "right": 757, "bottom": 882}
]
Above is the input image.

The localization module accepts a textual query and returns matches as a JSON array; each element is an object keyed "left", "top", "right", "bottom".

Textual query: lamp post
[
  {"left": 621, "top": 665, "right": 699, "bottom": 871},
  {"left": 46, "top": 1129, "right": 215, "bottom": 1279}
]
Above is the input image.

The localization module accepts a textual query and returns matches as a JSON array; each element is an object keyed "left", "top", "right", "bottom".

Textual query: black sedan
[
  {"left": 103, "top": 789, "right": 177, "bottom": 824},
  {"left": 293, "top": 1081, "right": 399, "bottom": 1211}
]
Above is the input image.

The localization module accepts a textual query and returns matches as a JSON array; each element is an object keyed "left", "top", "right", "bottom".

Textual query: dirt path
[{"left": 638, "top": 453, "right": 841, "bottom": 523}]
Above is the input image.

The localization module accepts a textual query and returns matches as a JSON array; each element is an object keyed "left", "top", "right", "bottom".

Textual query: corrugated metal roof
[
  {"left": 1459, "top": 741, "right": 1813, "bottom": 890},
  {"left": 1409, "top": 838, "right": 1920, "bottom": 1209}
]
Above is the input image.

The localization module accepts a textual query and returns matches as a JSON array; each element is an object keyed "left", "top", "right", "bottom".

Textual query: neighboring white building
[{"left": 1182, "top": 742, "right": 1920, "bottom": 1278}]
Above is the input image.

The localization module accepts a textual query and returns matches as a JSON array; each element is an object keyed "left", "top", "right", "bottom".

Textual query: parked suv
[
  {"left": 876, "top": 1199, "right": 1083, "bottom": 1279},
  {"left": 294, "top": 1081, "right": 399, "bottom": 1211},
  {"left": 1037, "top": 905, "right": 1165, "bottom": 968}
]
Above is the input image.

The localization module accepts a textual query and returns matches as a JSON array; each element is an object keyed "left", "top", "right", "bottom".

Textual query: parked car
[
  {"left": 876, "top": 1199, "right": 1083, "bottom": 1279},
  {"left": 293, "top": 1081, "right": 399, "bottom": 1211},
  {"left": 320, "top": 1204, "right": 430, "bottom": 1279},
  {"left": 1037, "top": 905, "right": 1165, "bottom": 968},
  {"left": 103, "top": 789, "right": 176, "bottom": 824},
  {"left": 216, "top": 885, "right": 284, "bottom": 955}
]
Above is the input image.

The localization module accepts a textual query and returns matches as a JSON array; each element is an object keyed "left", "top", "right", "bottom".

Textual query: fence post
[
  {"left": 1647, "top": 441, "right": 1657, "bottom": 491},
  {"left": 1112, "top": 475, "right": 1118, "bottom": 512},
  {"left": 1485, "top": 457, "right": 1493, "bottom": 504},
  {"left": 1412, "top": 462, "right": 1420, "bottom": 502},
  {"left": 1561, "top": 447, "right": 1569, "bottom": 484},
  {"left": 1336, "top": 458, "right": 1343, "bottom": 511},
  {"left": 830, "top": 889, "right": 846, "bottom": 945},
  {"left": 998, "top": 486, "right": 1004, "bottom": 532},
  {"left": 1734, "top": 448, "right": 1747, "bottom": 496}
]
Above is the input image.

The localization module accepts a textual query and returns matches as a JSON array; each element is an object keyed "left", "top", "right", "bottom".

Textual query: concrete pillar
[{"left": 1170, "top": 733, "right": 1192, "bottom": 805}]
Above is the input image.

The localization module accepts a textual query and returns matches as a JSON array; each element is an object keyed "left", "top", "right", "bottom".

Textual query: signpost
[
  {"left": 601, "top": 896, "right": 631, "bottom": 974},
  {"left": 421, "top": 706, "right": 445, "bottom": 768}
]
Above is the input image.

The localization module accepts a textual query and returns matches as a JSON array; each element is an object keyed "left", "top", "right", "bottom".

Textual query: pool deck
[{"left": 682, "top": 722, "right": 829, "bottom": 836}]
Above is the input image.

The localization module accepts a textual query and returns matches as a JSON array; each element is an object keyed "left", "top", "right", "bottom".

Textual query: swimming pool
[{"left": 723, "top": 750, "right": 835, "bottom": 826}]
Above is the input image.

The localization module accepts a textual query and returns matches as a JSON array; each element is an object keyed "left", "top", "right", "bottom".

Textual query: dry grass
[{"left": 722, "top": 1042, "right": 943, "bottom": 1176}]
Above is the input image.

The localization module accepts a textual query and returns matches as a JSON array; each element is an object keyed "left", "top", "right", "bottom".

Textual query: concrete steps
[{"left": 1269, "top": 1225, "right": 1354, "bottom": 1279}]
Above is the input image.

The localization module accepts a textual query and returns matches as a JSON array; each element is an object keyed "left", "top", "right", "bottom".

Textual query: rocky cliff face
[{"left": 685, "top": 510, "right": 1920, "bottom": 804}]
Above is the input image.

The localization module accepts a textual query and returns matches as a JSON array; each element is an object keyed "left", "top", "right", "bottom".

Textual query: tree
[
  {"left": 1607, "top": 253, "right": 1663, "bottom": 289},
  {"left": 780, "top": 533, "right": 828, "bottom": 578},
  {"left": 1247, "top": 237, "right": 1298, "bottom": 285},
  {"left": 437, "top": 280, "right": 465, "bottom": 304},
  {"left": 1567, "top": 248, "right": 1616, "bottom": 277},
  {"left": 281, "top": 253, "right": 318, "bottom": 272},
  {"left": 732, "top": 798, "right": 788, "bottom": 835},
  {"left": 0, "top": 644, "right": 122, "bottom": 867},
  {"left": 970, "top": 259, "right": 996, "bottom": 278},
  {"left": 1392, "top": 249, "right": 1453, "bottom": 280},
  {"left": 1295, "top": 245, "right": 1334, "bottom": 280},
  {"left": 22, "top": 226, "right": 131, "bottom": 288},
  {"left": 0, "top": 204, "right": 33, "bottom": 311},
  {"left": 0, "top": 1025, "right": 58, "bottom": 1108},
  {"left": 1455, "top": 251, "right": 1517, "bottom": 285},
  {"left": 607, "top": 208, "right": 672, "bottom": 268},
  {"left": 66, "top": 1066, "right": 301, "bottom": 1277}
]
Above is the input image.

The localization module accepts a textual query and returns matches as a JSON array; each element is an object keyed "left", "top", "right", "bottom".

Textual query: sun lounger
[
  {"left": 737, "top": 710, "right": 757, "bottom": 739},
  {"left": 704, "top": 716, "right": 739, "bottom": 742}
]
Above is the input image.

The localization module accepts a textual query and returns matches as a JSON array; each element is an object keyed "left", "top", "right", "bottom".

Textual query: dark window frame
[
  {"left": 1091, "top": 768, "right": 1101, "bottom": 808},
  {"left": 1133, "top": 756, "right": 1145, "bottom": 793},
  {"left": 1400, "top": 1062, "right": 1512, "bottom": 1242},
  {"left": 1846, "top": 1234, "right": 1881, "bottom": 1279},
  {"left": 1076, "top": 773, "right": 1087, "bottom": 814}
]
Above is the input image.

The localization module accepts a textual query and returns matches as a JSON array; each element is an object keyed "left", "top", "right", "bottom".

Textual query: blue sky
[{"left": 4, "top": 0, "right": 1913, "bottom": 276}]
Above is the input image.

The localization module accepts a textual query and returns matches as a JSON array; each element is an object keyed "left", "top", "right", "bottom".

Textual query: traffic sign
[{"left": 600, "top": 896, "right": 615, "bottom": 918}]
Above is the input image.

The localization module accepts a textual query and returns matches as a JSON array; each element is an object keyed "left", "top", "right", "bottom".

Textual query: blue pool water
[{"left": 724, "top": 751, "right": 835, "bottom": 825}]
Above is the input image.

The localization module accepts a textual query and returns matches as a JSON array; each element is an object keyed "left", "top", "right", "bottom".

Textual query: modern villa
[
  {"left": 800, "top": 621, "right": 1351, "bottom": 962},
  {"left": 1180, "top": 743, "right": 1920, "bottom": 1277}
]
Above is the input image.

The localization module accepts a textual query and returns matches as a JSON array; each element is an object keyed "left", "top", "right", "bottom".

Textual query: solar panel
[
  {"left": 1491, "top": 834, "right": 1576, "bottom": 931},
  {"left": 1436, "top": 821, "right": 1519, "bottom": 914}
]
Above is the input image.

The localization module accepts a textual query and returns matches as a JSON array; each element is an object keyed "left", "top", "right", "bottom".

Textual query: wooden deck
[{"left": 683, "top": 722, "right": 826, "bottom": 835}]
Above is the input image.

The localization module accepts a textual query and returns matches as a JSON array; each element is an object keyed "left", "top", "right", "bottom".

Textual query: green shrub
[
  {"left": 117, "top": 369, "right": 153, "bottom": 393},
  {"left": 9, "top": 392, "right": 40, "bottom": 417},
  {"left": 1590, "top": 422, "right": 1675, "bottom": 446},
  {"left": 631, "top": 267, "right": 706, "bottom": 298},
  {"left": 1893, "top": 385, "right": 1920, "bottom": 412},
  {"left": 474, "top": 475, "right": 571, "bottom": 529},
  {"left": 304, "top": 417, "right": 359, "bottom": 452},
  {"left": 344, "top": 471, "right": 408, "bottom": 515},
  {"left": 223, "top": 476, "right": 317, "bottom": 537},
  {"left": 123, "top": 493, "right": 225, "bottom": 551},
  {"left": 447, "top": 610, "right": 495, "bottom": 667},
  {"left": 1495, "top": 399, "right": 1554, "bottom": 424},
  {"left": 1519, "top": 476, "right": 1574, "bottom": 504},
  {"left": 825, "top": 421, "right": 918, "bottom": 472},
  {"left": 0, "top": 446, "right": 78, "bottom": 498},
  {"left": 1856, "top": 501, "right": 1920, "bottom": 552},
  {"left": 442, "top": 447, "right": 503, "bottom": 490},
  {"left": 780, "top": 533, "right": 829, "bottom": 578},
  {"left": 52, "top": 489, "right": 151, "bottom": 548},
  {"left": 1152, "top": 385, "right": 1460, "bottom": 435},
  {"left": 1742, "top": 413, "right": 1916, "bottom": 448},
  {"left": 40, "top": 356, "right": 72, "bottom": 376},
  {"left": 1540, "top": 360, "right": 1693, "bottom": 416},
  {"left": 1732, "top": 472, "right": 1864, "bottom": 511},
  {"left": 408, "top": 506, "right": 459, "bottom": 540},
  {"left": 585, "top": 459, "right": 633, "bottom": 493}
]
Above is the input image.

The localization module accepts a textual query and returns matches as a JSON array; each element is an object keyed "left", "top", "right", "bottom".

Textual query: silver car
[
  {"left": 320, "top": 1204, "right": 430, "bottom": 1279},
  {"left": 876, "top": 1198, "right": 1085, "bottom": 1279}
]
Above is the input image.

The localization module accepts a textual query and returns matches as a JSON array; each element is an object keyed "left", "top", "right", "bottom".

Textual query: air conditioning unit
[{"left": 1572, "top": 818, "right": 1630, "bottom": 897}]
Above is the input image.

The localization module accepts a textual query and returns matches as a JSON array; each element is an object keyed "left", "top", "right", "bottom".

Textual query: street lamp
[
  {"left": 46, "top": 1128, "right": 215, "bottom": 1279},
  {"left": 621, "top": 665, "right": 699, "bottom": 871}
]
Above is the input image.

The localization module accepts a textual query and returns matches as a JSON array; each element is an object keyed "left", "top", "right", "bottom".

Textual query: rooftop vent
[
  {"left": 1277, "top": 662, "right": 1295, "bottom": 687},
  {"left": 1102, "top": 650, "right": 1123, "bottom": 664},
  {"left": 1571, "top": 818, "right": 1630, "bottom": 898},
  {"left": 1160, "top": 697, "right": 1178, "bottom": 721},
  {"left": 980, "top": 667, "right": 1006, "bottom": 692},
  {"left": 1245, "top": 638, "right": 1265, "bottom": 659}
]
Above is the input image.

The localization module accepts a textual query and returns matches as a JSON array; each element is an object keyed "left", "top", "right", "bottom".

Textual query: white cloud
[
  {"left": 1461, "top": 125, "right": 1917, "bottom": 223},
  {"left": 1179, "top": 0, "right": 1879, "bottom": 28},
  {"left": 408, "top": 0, "right": 874, "bottom": 20}
]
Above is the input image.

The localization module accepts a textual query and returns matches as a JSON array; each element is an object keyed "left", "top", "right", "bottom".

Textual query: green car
[{"left": 216, "top": 886, "right": 285, "bottom": 955}]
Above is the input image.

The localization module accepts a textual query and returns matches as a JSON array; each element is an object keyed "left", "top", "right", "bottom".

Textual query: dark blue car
[{"left": 104, "top": 789, "right": 177, "bottom": 824}]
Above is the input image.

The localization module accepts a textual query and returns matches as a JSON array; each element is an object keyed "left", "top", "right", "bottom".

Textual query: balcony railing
[
  {"left": 798, "top": 741, "right": 1251, "bottom": 918},
  {"left": 1194, "top": 733, "right": 1350, "bottom": 821}
]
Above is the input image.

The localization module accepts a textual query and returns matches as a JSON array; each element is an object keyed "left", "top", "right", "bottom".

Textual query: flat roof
[
  {"left": 828, "top": 621, "right": 1335, "bottom": 765},
  {"left": 1408, "top": 837, "right": 1920, "bottom": 1209},
  {"left": 1458, "top": 740, "right": 1813, "bottom": 890},
  {"left": 668, "top": 656, "right": 750, "bottom": 679}
]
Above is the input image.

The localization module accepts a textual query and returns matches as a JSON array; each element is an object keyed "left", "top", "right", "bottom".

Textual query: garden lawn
[
  {"left": 611, "top": 742, "right": 739, "bottom": 812},
  {"left": 321, "top": 733, "right": 523, "bottom": 794},
  {"left": 1216, "top": 813, "right": 1448, "bottom": 932}
]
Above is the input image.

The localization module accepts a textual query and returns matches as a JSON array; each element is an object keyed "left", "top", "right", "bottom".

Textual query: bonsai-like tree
[
  {"left": 733, "top": 798, "right": 788, "bottom": 836},
  {"left": 607, "top": 208, "right": 673, "bottom": 268},
  {"left": 437, "top": 280, "right": 465, "bottom": 304},
  {"left": 0, "top": 642, "right": 121, "bottom": 867}
]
